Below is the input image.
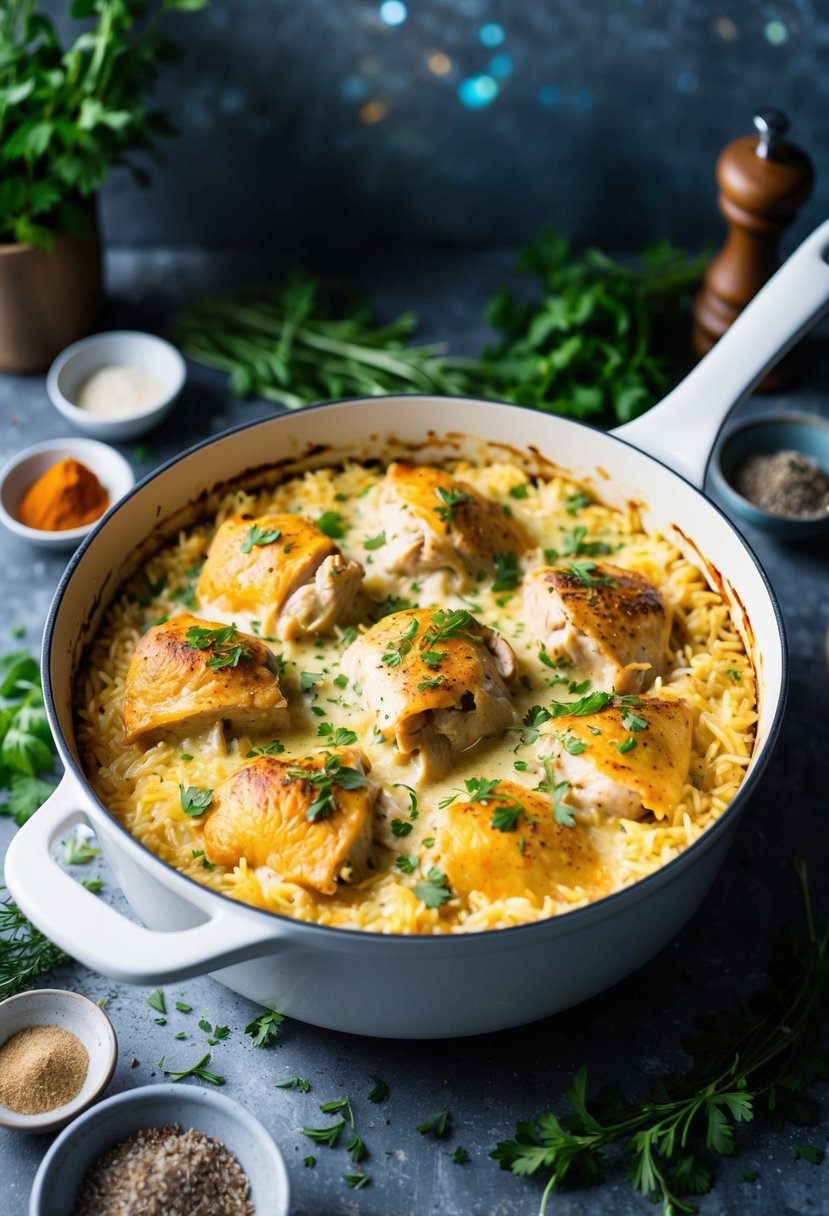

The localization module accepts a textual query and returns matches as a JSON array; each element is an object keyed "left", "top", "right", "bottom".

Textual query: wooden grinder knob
[{"left": 692, "top": 109, "right": 814, "bottom": 384}]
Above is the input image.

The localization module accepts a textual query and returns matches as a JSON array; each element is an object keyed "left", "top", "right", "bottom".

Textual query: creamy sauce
[{"left": 74, "top": 366, "right": 164, "bottom": 418}]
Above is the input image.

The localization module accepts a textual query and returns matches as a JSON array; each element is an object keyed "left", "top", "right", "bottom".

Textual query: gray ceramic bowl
[
  {"left": 710, "top": 413, "right": 829, "bottom": 540},
  {"left": 0, "top": 989, "right": 117, "bottom": 1135},
  {"left": 29, "top": 1082, "right": 290, "bottom": 1216}
]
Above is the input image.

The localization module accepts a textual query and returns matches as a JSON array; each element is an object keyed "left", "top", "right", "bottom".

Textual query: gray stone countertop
[{"left": 0, "top": 247, "right": 827, "bottom": 1216}]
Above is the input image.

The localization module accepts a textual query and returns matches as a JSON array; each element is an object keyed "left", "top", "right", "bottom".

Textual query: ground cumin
[
  {"left": 0, "top": 1023, "right": 88, "bottom": 1114},
  {"left": 17, "top": 457, "right": 108, "bottom": 531},
  {"left": 71, "top": 1124, "right": 255, "bottom": 1216}
]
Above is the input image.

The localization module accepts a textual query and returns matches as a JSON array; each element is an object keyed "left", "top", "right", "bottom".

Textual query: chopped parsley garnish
[
  {"left": 302, "top": 1120, "right": 345, "bottom": 1147},
  {"left": 164, "top": 1052, "right": 224, "bottom": 1085},
  {"left": 396, "top": 854, "right": 417, "bottom": 874},
  {"left": 537, "top": 759, "right": 574, "bottom": 827},
  {"left": 317, "top": 723, "right": 358, "bottom": 747},
  {"left": 727, "top": 668, "right": 743, "bottom": 680},
  {"left": 367, "top": 1075, "right": 389, "bottom": 1103},
  {"left": 419, "top": 608, "right": 480, "bottom": 668},
  {"left": 417, "top": 1107, "right": 452, "bottom": 1138},
  {"left": 561, "top": 525, "right": 612, "bottom": 557},
  {"left": 566, "top": 561, "right": 617, "bottom": 588},
  {"left": 539, "top": 648, "right": 570, "bottom": 671},
  {"left": 433, "top": 485, "right": 472, "bottom": 523},
  {"left": 364, "top": 532, "right": 386, "bottom": 550},
  {"left": 509, "top": 483, "right": 530, "bottom": 499},
  {"left": 565, "top": 490, "right": 591, "bottom": 515},
  {"left": 413, "top": 867, "right": 452, "bottom": 908},
  {"left": 621, "top": 710, "right": 648, "bottom": 733},
  {"left": 245, "top": 1008, "right": 285, "bottom": 1047},
  {"left": 179, "top": 784, "right": 213, "bottom": 816},
  {"left": 447, "top": 1146, "right": 470, "bottom": 1164},
  {"left": 343, "top": 1173, "right": 369, "bottom": 1189},
  {"left": 285, "top": 754, "right": 369, "bottom": 822},
  {"left": 555, "top": 732, "right": 589, "bottom": 756},
  {"left": 303, "top": 1157, "right": 316, "bottom": 1168},
  {"left": 316, "top": 510, "right": 346, "bottom": 539},
  {"left": 491, "top": 802, "right": 530, "bottom": 832},
  {"left": 492, "top": 551, "right": 521, "bottom": 592},
  {"left": 63, "top": 832, "right": 100, "bottom": 865},
  {"left": 175, "top": 1001, "right": 192, "bottom": 1013},
  {"left": 346, "top": 1133, "right": 368, "bottom": 1163},
  {"left": 185, "top": 623, "right": 250, "bottom": 670},
  {"left": 333, "top": 673, "right": 349, "bottom": 689},
  {"left": 549, "top": 691, "right": 644, "bottom": 719},
  {"left": 246, "top": 739, "right": 286, "bottom": 757},
  {"left": 417, "top": 674, "right": 446, "bottom": 691},
  {"left": 299, "top": 670, "right": 324, "bottom": 693},
  {"left": 276, "top": 1075, "right": 312, "bottom": 1091},
  {"left": 393, "top": 783, "right": 418, "bottom": 817},
  {"left": 617, "top": 736, "right": 638, "bottom": 754},
  {"left": 146, "top": 989, "right": 166, "bottom": 1014},
  {"left": 375, "top": 594, "right": 415, "bottom": 620},
  {"left": 391, "top": 819, "right": 413, "bottom": 838},
  {"left": 241, "top": 524, "right": 281, "bottom": 553},
  {"left": 320, "top": 1097, "right": 355, "bottom": 1126},
  {"left": 382, "top": 617, "right": 419, "bottom": 667}
]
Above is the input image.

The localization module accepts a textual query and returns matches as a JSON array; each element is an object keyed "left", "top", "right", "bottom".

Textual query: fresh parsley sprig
[
  {"left": 184, "top": 624, "right": 250, "bottom": 671},
  {"left": 284, "top": 754, "right": 368, "bottom": 822},
  {"left": 493, "top": 862, "right": 829, "bottom": 1216}
]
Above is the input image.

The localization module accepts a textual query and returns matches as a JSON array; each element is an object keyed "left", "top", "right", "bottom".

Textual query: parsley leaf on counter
[
  {"left": 417, "top": 1108, "right": 452, "bottom": 1138},
  {"left": 63, "top": 832, "right": 101, "bottom": 865},
  {"left": 245, "top": 1008, "right": 285, "bottom": 1047},
  {"left": 493, "top": 862, "right": 829, "bottom": 1216},
  {"left": 164, "top": 1052, "right": 225, "bottom": 1085},
  {"left": 276, "top": 1076, "right": 312, "bottom": 1092},
  {"left": 367, "top": 1076, "right": 389, "bottom": 1104},
  {"left": 303, "top": 1120, "right": 345, "bottom": 1148},
  {"left": 146, "top": 990, "right": 166, "bottom": 1014}
]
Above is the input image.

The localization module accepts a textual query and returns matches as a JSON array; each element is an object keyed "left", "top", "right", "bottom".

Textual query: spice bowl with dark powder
[
  {"left": 0, "top": 989, "right": 117, "bottom": 1135},
  {"left": 710, "top": 413, "right": 829, "bottom": 540},
  {"left": 30, "top": 1083, "right": 290, "bottom": 1216}
]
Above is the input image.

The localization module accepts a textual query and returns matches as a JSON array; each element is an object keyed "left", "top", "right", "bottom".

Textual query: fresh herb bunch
[
  {"left": 492, "top": 861, "right": 829, "bottom": 1216},
  {"left": 175, "top": 229, "right": 707, "bottom": 425},
  {"left": 0, "top": 887, "right": 67, "bottom": 997},
  {"left": 477, "top": 227, "right": 709, "bottom": 423},
  {"left": 0, "top": 0, "right": 207, "bottom": 248},
  {"left": 174, "top": 274, "right": 480, "bottom": 409},
  {"left": 0, "top": 649, "right": 58, "bottom": 825}
]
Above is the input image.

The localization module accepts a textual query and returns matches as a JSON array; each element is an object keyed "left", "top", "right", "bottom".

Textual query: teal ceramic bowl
[{"left": 710, "top": 413, "right": 829, "bottom": 540}]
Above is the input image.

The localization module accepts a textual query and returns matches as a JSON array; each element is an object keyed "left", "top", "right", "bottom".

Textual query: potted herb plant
[{"left": 0, "top": 0, "right": 206, "bottom": 373}]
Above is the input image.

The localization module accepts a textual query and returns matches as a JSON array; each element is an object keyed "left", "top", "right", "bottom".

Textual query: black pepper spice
[{"left": 733, "top": 449, "right": 829, "bottom": 517}]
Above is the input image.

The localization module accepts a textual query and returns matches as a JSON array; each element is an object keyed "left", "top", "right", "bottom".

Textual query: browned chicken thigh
[
  {"left": 374, "top": 462, "right": 529, "bottom": 583},
  {"left": 197, "top": 513, "right": 364, "bottom": 639},
  {"left": 123, "top": 613, "right": 288, "bottom": 744},
  {"left": 202, "top": 747, "right": 376, "bottom": 895},
  {"left": 524, "top": 562, "right": 669, "bottom": 693},
  {"left": 436, "top": 780, "right": 604, "bottom": 905},
  {"left": 538, "top": 694, "right": 693, "bottom": 820},
  {"left": 342, "top": 607, "right": 517, "bottom": 777}
]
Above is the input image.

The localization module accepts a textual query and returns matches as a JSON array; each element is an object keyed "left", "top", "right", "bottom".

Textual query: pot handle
[
  {"left": 3, "top": 776, "right": 284, "bottom": 985},
  {"left": 611, "top": 217, "right": 829, "bottom": 488}
]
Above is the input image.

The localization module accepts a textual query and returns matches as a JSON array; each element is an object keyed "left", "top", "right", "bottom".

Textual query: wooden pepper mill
[{"left": 692, "top": 108, "right": 814, "bottom": 387}]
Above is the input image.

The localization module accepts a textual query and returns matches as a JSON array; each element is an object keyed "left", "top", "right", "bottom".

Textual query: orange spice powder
[{"left": 17, "top": 458, "right": 109, "bottom": 532}]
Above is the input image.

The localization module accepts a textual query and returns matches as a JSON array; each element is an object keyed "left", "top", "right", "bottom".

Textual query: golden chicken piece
[
  {"left": 538, "top": 694, "right": 693, "bottom": 820},
  {"left": 374, "top": 462, "right": 529, "bottom": 582},
  {"left": 524, "top": 562, "right": 669, "bottom": 693},
  {"left": 341, "top": 607, "right": 517, "bottom": 777},
  {"left": 202, "top": 747, "right": 376, "bottom": 895},
  {"left": 435, "top": 780, "right": 603, "bottom": 904},
  {"left": 123, "top": 613, "right": 288, "bottom": 745},
  {"left": 196, "top": 512, "right": 364, "bottom": 640}
]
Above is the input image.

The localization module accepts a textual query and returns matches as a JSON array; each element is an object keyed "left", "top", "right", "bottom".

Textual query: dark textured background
[{"left": 45, "top": 0, "right": 829, "bottom": 255}]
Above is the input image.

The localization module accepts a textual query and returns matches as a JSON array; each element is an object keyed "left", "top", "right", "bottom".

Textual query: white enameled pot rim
[{"left": 40, "top": 395, "right": 788, "bottom": 952}]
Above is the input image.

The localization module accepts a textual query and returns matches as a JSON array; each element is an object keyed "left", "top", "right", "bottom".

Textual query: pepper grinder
[{"left": 692, "top": 108, "right": 814, "bottom": 387}]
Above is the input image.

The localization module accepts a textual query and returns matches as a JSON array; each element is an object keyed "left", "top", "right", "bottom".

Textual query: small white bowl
[
  {"left": 0, "top": 437, "right": 135, "bottom": 551},
  {"left": 0, "top": 989, "right": 117, "bottom": 1135},
  {"left": 47, "top": 330, "right": 186, "bottom": 441},
  {"left": 30, "top": 1083, "right": 290, "bottom": 1216}
]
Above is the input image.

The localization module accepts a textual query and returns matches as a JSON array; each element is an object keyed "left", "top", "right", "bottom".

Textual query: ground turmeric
[{"left": 17, "top": 457, "right": 109, "bottom": 532}]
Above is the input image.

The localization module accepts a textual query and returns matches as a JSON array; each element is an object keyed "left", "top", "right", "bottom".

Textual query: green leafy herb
[
  {"left": 492, "top": 551, "right": 521, "bottom": 592},
  {"left": 317, "top": 723, "right": 358, "bottom": 747},
  {"left": 447, "top": 1146, "right": 470, "bottom": 1164},
  {"left": 179, "top": 785, "right": 213, "bottom": 817},
  {"left": 555, "top": 732, "right": 588, "bottom": 756},
  {"left": 492, "top": 862, "right": 829, "bottom": 1216},
  {"left": 285, "top": 754, "right": 369, "bottom": 822},
  {"left": 276, "top": 1076, "right": 311, "bottom": 1092},
  {"left": 164, "top": 1052, "right": 225, "bottom": 1085},
  {"left": 302, "top": 1120, "right": 345, "bottom": 1148},
  {"left": 413, "top": 867, "right": 452, "bottom": 909},
  {"left": 303, "top": 1156, "right": 316, "bottom": 1168},
  {"left": 0, "top": 0, "right": 207, "bottom": 250},
  {"left": 491, "top": 803, "right": 529, "bottom": 833},
  {"left": 343, "top": 1173, "right": 369, "bottom": 1189},
  {"left": 417, "top": 1108, "right": 451, "bottom": 1138},
  {"left": 299, "top": 671, "right": 324, "bottom": 693},
  {"left": 565, "top": 491, "right": 592, "bottom": 515},
  {"left": 727, "top": 669, "right": 743, "bottom": 681},
  {"left": 396, "top": 855, "right": 417, "bottom": 874},
  {"left": 63, "top": 832, "right": 100, "bottom": 865},
  {"left": 245, "top": 1009, "right": 285, "bottom": 1047},
  {"left": 417, "top": 674, "right": 446, "bottom": 691},
  {"left": 364, "top": 532, "right": 386, "bottom": 550},
  {"left": 621, "top": 710, "right": 648, "bottom": 733},
  {"left": 246, "top": 739, "right": 286, "bottom": 758},
  {"left": 241, "top": 524, "right": 282, "bottom": 553},
  {"left": 434, "top": 485, "right": 472, "bottom": 523},
  {"left": 367, "top": 1075, "right": 389, "bottom": 1103},
  {"left": 382, "top": 617, "right": 419, "bottom": 668},
  {"left": 617, "top": 736, "right": 638, "bottom": 754},
  {"left": 146, "top": 990, "right": 166, "bottom": 1014},
  {"left": 561, "top": 526, "right": 612, "bottom": 558},
  {"left": 0, "top": 652, "right": 57, "bottom": 822},
  {"left": 320, "top": 1096, "right": 355, "bottom": 1126},
  {"left": 565, "top": 561, "right": 617, "bottom": 588},
  {"left": 393, "top": 783, "right": 418, "bottom": 817},
  {"left": 4, "top": 775, "right": 55, "bottom": 826},
  {"left": 0, "top": 888, "right": 72, "bottom": 998},
  {"left": 391, "top": 819, "right": 413, "bottom": 838},
  {"left": 175, "top": 1001, "right": 192, "bottom": 1013},
  {"left": 536, "top": 760, "right": 574, "bottom": 827},
  {"left": 509, "top": 483, "right": 530, "bottom": 499},
  {"left": 346, "top": 1133, "right": 368, "bottom": 1163},
  {"left": 792, "top": 1144, "right": 824, "bottom": 1165},
  {"left": 419, "top": 608, "right": 480, "bottom": 669},
  {"left": 184, "top": 624, "right": 249, "bottom": 671},
  {"left": 316, "top": 511, "right": 345, "bottom": 539}
]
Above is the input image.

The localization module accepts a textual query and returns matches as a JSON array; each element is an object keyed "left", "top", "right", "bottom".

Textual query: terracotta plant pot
[{"left": 0, "top": 209, "right": 103, "bottom": 374}]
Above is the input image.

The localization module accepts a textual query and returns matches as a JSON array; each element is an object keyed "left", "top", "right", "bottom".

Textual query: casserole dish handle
[
  {"left": 612, "top": 216, "right": 829, "bottom": 488},
  {"left": 3, "top": 776, "right": 284, "bottom": 985}
]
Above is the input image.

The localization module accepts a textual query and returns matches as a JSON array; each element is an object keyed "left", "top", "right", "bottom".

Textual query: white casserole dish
[{"left": 5, "top": 220, "right": 829, "bottom": 1039}]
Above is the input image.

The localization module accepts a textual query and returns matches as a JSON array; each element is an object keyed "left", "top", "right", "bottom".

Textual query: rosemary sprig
[{"left": 492, "top": 862, "right": 829, "bottom": 1215}]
